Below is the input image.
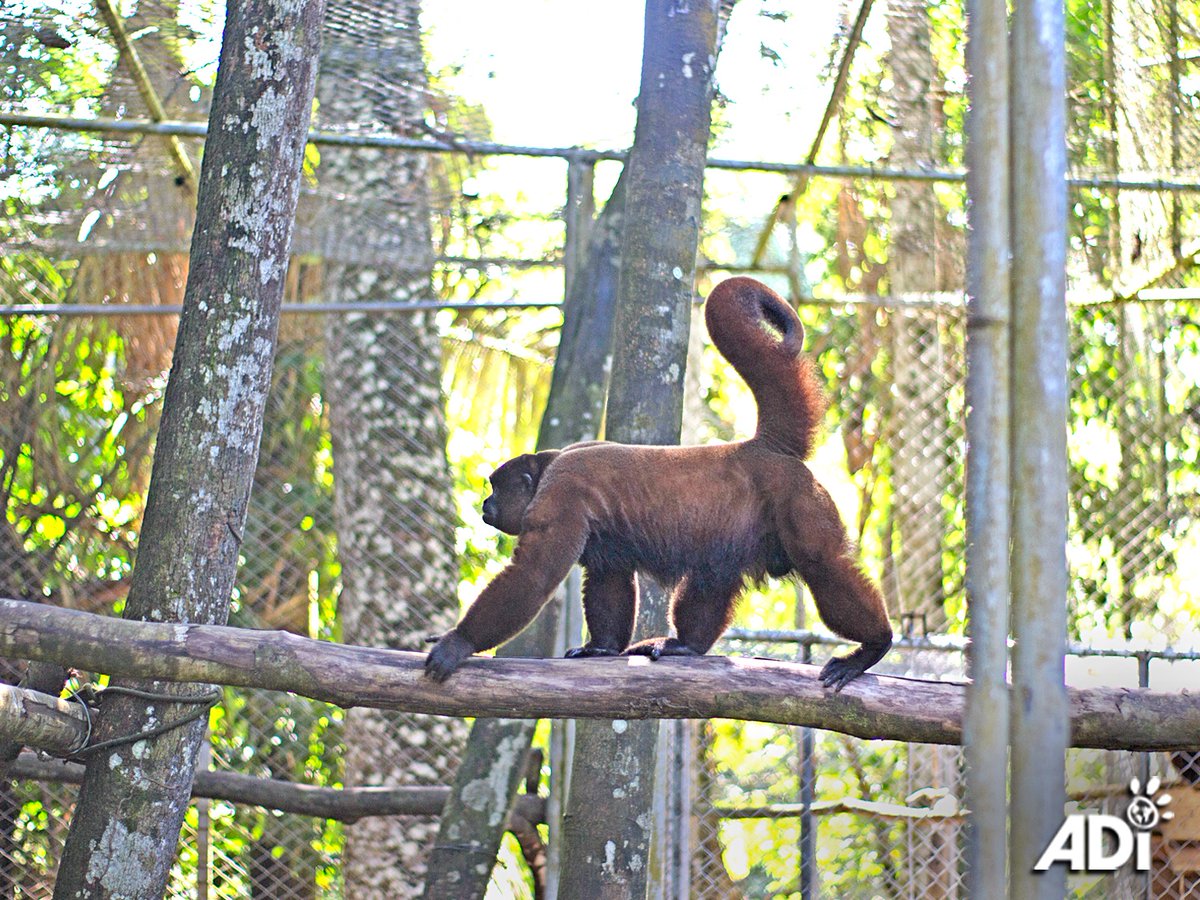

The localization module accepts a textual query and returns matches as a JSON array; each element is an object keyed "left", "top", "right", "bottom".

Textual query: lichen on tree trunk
[
  {"left": 557, "top": 2, "right": 722, "bottom": 897},
  {"left": 313, "top": 1, "right": 463, "bottom": 895},
  {"left": 50, "top": 0, "right": 327, "bottom": 896}
]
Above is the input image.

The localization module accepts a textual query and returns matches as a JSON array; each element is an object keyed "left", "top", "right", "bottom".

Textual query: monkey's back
[{"left": 535, "top": 440, "right": 808, "bottom": 586}]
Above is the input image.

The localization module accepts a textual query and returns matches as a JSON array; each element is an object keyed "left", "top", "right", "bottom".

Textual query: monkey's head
[{"left": 481, "top": 450, "right": 560, "bottom": 535}]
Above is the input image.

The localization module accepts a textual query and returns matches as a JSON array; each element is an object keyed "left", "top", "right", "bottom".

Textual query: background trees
[{"left": 1, "top": 0, "right": 1199, "bottom": 896}]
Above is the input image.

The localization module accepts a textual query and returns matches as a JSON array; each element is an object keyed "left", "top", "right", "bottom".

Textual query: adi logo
[{"left": 1034, "top": 777, "right": 1174, "bottom": 873}]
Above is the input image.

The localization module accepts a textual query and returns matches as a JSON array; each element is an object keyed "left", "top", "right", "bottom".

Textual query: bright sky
[{"left": 422, "top": 0, "right": 843, "bottom": 161}]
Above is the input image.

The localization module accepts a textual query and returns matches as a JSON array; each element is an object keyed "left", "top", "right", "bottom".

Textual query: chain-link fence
[
  {"left": 4, "top": 0, "right": 1200, "bottom": 896},
  {"left": 3, "top": 294, "right": 1197, "bottom": 898}
]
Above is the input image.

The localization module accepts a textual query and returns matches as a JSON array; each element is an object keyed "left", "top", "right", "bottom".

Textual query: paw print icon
[{"left": 1126, "top": 776, "right": 1173, "bottom": 831}]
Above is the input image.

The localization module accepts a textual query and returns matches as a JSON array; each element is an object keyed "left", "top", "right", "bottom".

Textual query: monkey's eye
[{"left": 521, "top": 472, "right": 534, "bottom": 491}]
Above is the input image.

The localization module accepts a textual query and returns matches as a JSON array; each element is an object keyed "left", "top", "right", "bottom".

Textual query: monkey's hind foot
[
  {"left": 818, "top": 639, "right": 891, "bottom": 693},
  {"left": 622, "top": 637, "right": 702, "bottom": 662},
  {"left": 564, "top": 644, "right": 621, "bottom": 659}
]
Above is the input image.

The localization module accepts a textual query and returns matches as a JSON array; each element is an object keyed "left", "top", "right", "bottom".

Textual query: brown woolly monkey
[{"left": 426, "top": 276, "right": 893, "bottom": 691}]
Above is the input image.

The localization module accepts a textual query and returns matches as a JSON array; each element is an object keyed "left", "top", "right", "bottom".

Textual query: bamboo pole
[
  {"left": 93, "top": 0, "right": 198, "bottom": 193},
  {"left": 748, "top": 0, "right": 877, "bottom": 267}
]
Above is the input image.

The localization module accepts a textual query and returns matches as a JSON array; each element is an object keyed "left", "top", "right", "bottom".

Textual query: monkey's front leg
[
  {"left": 425, "top": 516, "right": 587, "bottom": 682},
  {"left": 425, "top": 631, "right": 476, "bottom": 682}
]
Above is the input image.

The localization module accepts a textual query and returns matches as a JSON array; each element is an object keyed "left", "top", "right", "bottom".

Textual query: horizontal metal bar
[
  {"left": 7, "top": 112, "right": 1200, "bottom": 192},
  {"left": 0, "top": 300, "right": 564, "bottom": 316},
  {"left": 0, "top": 294, "right": 950, "bottom": 317},
  {"left": 724, "top": 627, "right": 1200, "bottom": 661},
  {"left": 6, "top": 284, "right": 1198, "bottom": 318}
]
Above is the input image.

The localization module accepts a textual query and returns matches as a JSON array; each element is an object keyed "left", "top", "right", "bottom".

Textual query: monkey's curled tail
[{"left": 704, "top": 276, "right": 828, "bottom": 458}]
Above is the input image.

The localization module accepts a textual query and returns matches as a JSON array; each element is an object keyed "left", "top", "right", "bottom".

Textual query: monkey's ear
[
  {"left": 532, "top": 449, "right": 561, "bottom": 471},
  {"left": 509, "top": 450, "right": 560, "bottom": 493},
  {"left": 526, "top": 450, "right": 561, "bottom": 488}
]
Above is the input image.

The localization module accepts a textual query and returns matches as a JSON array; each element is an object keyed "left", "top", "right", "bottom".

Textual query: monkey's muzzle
[{"left": 481, "top": 494, "right": 498, "bottom": 528}]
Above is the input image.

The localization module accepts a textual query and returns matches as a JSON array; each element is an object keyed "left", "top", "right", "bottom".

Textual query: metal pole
[
  {"left": 798, "top": 641, "right": 817, "bottom": 900},
  {"left": 10, "top": 111, "right": 1200, "bottom": 192},
  {"left": 1138, "top": 652, "right": 1152, "bottom": 900},
  {"left": 963, "top": 0, "right": 1011, "bottom": 895},
  {"left": 1009, "top": 0, "right": 1071, "bottom": 895}
]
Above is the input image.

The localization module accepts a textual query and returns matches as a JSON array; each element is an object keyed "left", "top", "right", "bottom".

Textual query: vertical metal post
[
  {"left": 963, "top": 0, "right": 1011, "bottom": 896},
  {"left": 798, "top": 640, "right": 817, "bottom": 900},
  {"left": 791, "top": 585, "right": 818, "bottom": 899},
  {"left": 1168, "top": 0, "right": 1183, "bottom": 255},
  {"left": 546, "top": 569, "right": 583, "bottom": 900},
  {"left": 545, "top": 162, "right": 595, "bottom": 900},
  {"left": 1009, "top": 0, "right": 1070, "bottom": 895},
  {"left": 1138, "top": 652, "right": 1152, "bottom": 900},
  {"left": 196, "top": 731, "right": 212, "bottom": 900}
]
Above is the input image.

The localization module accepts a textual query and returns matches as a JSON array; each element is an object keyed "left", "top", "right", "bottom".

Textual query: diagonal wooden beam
[
  {"left": 749, "top": 0, "right": 876, "bottom": 268},
  {"left": 93, "top": 0, "right": 198, "bottom": 193}
]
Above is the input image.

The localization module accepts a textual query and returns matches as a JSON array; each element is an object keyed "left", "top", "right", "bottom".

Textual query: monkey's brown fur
[{"left": 426, "top": 277, "right": 892, "bottom": 691}]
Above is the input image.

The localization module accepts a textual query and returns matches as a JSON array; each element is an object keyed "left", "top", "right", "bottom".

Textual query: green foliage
[
  {"left": 1067, "top": 301, "right": 1200, "bottom": 640},
  {"left": 0, "top": 1, "right": 115, "bottom": 111},
  {"left": 0, "top": 261, "right": 159, "bottom": 601}
]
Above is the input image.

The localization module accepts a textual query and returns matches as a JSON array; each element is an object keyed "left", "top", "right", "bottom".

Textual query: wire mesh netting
[{"left": 3, "top": 0, "right": 1200, "bottom": 896}]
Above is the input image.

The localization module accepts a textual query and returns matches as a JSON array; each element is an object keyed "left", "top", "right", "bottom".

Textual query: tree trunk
[
  {"left": 558, "top": 2, "right": 721, "bottom": 897},
  {"left": 313, "top": 2, "right": 462, "bottom": 896},
  {"left": 883, "top": 9, "right": 962, "bottom": 893},
  {"left": 422, "top": 171, "right": 625, "bottom": 899},
  {"left": 884, "top": 0, "right": 952, "bottom": 629},
  {"left": 49, "top": 1, "right": 326, "bottom": 895}
]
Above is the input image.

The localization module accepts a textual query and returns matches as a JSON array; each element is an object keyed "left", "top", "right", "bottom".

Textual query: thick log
[
  {"left": 0, "top": 683, "right": 87, "bottom": 756},
  {"left": 1, "top": 598, "right": 1197, "bottom": 750},
  {"left": 4, "top": 753, "right": 544, "bottom": 825}
]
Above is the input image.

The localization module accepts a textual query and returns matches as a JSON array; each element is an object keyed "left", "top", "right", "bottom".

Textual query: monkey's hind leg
[
  {"left": 566, "top": 566, "right": 637, "bottom": 658},
  {"left": 623, "top": 573, "right": 740, "bottom": 661},
  {"left": 797, "top": 551, "right": 892, "bottom": 692}
]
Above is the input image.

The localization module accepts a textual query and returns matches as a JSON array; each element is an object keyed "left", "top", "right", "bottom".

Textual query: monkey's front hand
[{"left": 425, "top": 631, "right": 476, "bottom": 682}]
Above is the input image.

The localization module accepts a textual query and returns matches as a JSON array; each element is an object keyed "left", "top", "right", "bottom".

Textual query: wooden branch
[
  {"left": 717, "top": 798, "right": 963, "bottom": 823},
  {"left": 4, "top": 753, "right": 545, "bottom": 825},
  {"left": 2, "top": 598, "right": 1198, "bottom": 751},
  {"left": 1, "top": 661, "right": 69, "bottom": 764},
  {"left": 0, "top": 683, "right": 86, "bottom": 757}
]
